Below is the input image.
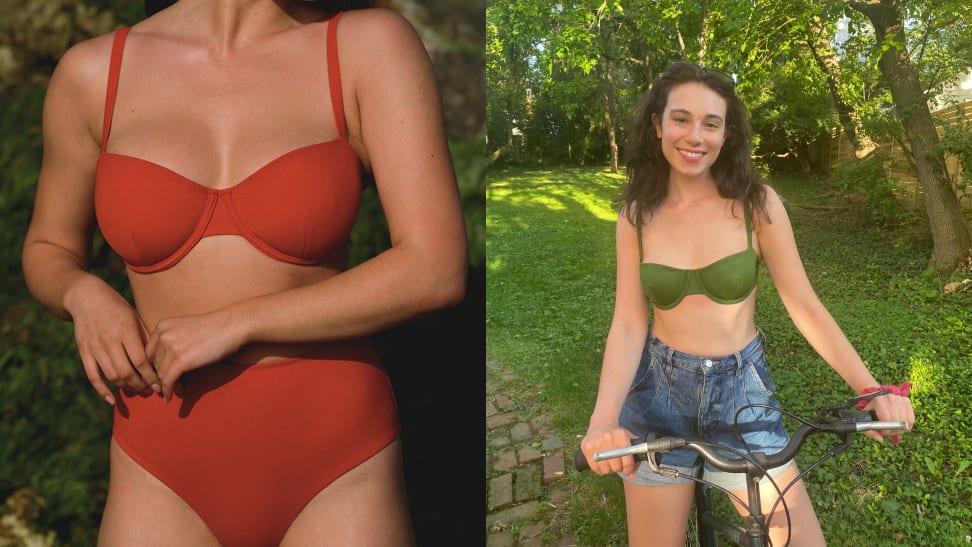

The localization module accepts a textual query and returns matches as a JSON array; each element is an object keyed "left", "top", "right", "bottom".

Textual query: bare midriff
[
  {"left": 649, "top": 291, "right": 759, "bottom": 357},
  {"left": 128, "top": 235, "right": 347, "bottom": 365}
]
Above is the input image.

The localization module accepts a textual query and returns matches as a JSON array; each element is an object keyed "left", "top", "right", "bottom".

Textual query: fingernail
[
  {"left": 104, "top": 395, "right": 115, "bottom": 405},
  {"left": 151, "top": 383, "right": 161, "bottom": 394}
]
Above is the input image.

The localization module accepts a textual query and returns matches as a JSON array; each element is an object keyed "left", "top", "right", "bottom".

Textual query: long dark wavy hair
[
  {"left": 617, "top": 61, "right": 767, "bottom": 228},
  {"left": 145, "top": 0, "right": 375, "bottom": 17}
]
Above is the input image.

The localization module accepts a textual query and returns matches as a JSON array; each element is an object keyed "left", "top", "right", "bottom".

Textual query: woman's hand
[
  {"left": 581, "top": 421, "right": 638, "bottom": 478},
  {"left": 145, "top": 308, "right": 249, "bottom": 402},
  {"left": 65, "top": 275, "right": 159, "bottom": 405},
  {"left": 862, "top": 391, "right": 916, "bottom": 444}
]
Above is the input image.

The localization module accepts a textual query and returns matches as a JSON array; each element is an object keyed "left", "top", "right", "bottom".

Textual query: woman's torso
[
  {"left": 95, "top": 13, "right": 360, "bottom": 362},
  {"left": 638, "top": 194, "right": 760, "bottom": 356}
]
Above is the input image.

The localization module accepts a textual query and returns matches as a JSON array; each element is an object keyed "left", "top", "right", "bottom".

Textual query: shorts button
[{"left": 703, "top": 359, "right": 713, "bottom": 367}]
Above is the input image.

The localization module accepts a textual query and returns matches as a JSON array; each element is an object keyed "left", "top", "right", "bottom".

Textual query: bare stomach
[
  {"left": 650, "top": 293, "right": 759, "bottom": 357},
  {"left": 127, "top": 236, "right": 344, "bottom": 364}
]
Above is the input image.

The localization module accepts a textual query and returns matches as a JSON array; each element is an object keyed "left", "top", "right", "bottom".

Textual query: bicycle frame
[
  {"left": 695, "top": 479, "right": 767, "bottom": 547},
  {"left": 690, "top": 418, "right": 865, "bottom": 547},
  {"left": 634, "top": 436, "right": 784, "bottom": 547}
]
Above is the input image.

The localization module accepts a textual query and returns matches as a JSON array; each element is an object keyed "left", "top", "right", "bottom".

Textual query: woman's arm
[
  {"left": 22, "top": 36, "right": 161, "bottom": 403},
  {"left": 146, "top": 10, "right": 467, "bottom": 398},
  {"left": 580, "top": 212, "right": 651, "bottom": 476},
  {"left": 758, "top": 187, "right": 914, "bottom": 438}
]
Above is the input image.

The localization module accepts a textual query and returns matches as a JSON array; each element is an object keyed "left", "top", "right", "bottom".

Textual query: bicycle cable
[
  {"left": 729, "top": 400, "right": 869, "bottom": 547},
  {"left": 656, "top": 438, "right": 786, "bottom": 545},
  {"left": 729, "top": 402, "right": 819, "bottom": 547}
]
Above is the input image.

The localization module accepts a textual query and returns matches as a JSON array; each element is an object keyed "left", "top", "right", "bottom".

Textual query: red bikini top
[{"left": 94, "top": 13, "right": 361, "bottom": 273}]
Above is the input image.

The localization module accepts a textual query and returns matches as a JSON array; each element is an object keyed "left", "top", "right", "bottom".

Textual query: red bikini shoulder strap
[
  {"left": 326, "top": 12, "right": 347, "bottom": 138},
  {"left": 101, "top": 27, "right": 132, "bottom": 153}
]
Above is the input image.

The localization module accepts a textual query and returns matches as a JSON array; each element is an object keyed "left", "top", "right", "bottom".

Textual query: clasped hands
[{"left": 77, "top": 303, "right": 245, "bottom": 405}]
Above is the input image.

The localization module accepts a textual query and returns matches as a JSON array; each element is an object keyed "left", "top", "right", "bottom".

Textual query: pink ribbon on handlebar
[{"left": 856, "top": 381, "right": 911, "bottom": 445}]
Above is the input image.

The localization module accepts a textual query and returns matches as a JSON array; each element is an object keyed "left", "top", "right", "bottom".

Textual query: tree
[
  {"left": 850, "top": 0, "right": 972, "bottom": 270},
  {"left": 804, "top": 13, "right": 877, "bottom": 157},
  {"left": 486, "top": 0, "right": 540, "bottom": 164}
]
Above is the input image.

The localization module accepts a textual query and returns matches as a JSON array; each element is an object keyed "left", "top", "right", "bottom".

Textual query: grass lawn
[{"left": 486, "top": 165, "right": 972, "bottom": 546}]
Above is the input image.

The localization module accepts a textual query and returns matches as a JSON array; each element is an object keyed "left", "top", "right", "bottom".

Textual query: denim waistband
[{"left": 647, "top": 329, "right": 764, "bottom": 373}]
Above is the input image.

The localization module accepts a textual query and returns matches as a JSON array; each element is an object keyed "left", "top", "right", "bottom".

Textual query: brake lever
[{"left": 815, "top": 389, "right": 890, "bottom": 421}]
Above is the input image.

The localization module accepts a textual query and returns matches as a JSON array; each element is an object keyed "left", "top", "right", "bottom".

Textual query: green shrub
[
  {"left": 937, "top": 122, "right": 972, "bottom": 209},
  {"left": 830, "top": 155, "right": 909, "bottom": 228}
]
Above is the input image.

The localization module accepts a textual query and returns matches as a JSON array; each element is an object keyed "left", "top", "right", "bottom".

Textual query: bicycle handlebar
[{"left": 573, "top": 397, "right": 907, "bottom": 474}]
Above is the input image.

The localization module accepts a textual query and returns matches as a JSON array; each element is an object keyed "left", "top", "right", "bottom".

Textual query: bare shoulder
[
  {"left": 754, "top": 183, "right": 791, "bottom": 229},
  {"left": 334, "top": 8, "right": 442, "bottom": 163},
  {"left": 46, "top": 31, "right": 120, "bottom": 136},
  {"left": 336, "top": 8, "right": 423, "bottom": 45},
  {"left": 335, "top": 9, "right": 430, "bottom": 73},
  {"left": 616, "top": 203, "right": 638, "bottom": 229},
  {"left": 50, "top": 32, "right": 116, "bottom": 95},
  {"left": 762, "top": 183, "right": 785, "bottom": 207}
]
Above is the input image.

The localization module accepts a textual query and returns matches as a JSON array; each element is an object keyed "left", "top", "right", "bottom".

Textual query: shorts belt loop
[
  {"left": 666, "top": 347, "right": 675, "bottom": 366},
  {"left": 734, "top": 350, "right": 745, "bottom": 376}
]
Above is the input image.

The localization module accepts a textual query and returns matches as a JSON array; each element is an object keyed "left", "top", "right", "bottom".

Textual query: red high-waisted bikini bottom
[{"left": 113, "top": 339, "right": 399, "bottom": 546}]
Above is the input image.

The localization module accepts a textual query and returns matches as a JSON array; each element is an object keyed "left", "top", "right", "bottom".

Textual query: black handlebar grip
[{"left": 573, "top": 449, "right": 590, "bottom": 471}]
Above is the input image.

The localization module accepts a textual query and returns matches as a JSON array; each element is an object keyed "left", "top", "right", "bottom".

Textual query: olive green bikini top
[{"left": 638, "top": 207, "right": 758, "bottom": 310}]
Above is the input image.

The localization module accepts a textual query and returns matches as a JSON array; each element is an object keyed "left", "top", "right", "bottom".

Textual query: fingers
[
  {"left": 148, "top": 338, "right": 175, "bottom": 403},
  {"left": 867, "top": 393, "right": 916, "bottom": 444},
  {"left": 80, "top": 340, "right": 151, "bottom": 402},
  {"left": 106, "top": 343, "right": 150, "bottom": 393},
  {"left": 78, "top": 322, "right": 161, "bottom": 404},
  {"left": 581, "top": 427, "right": 635, "bottom": 477},
  {"left": 863, "top": 430, "right": 884, "bottom": 443},
  {"left": 68, "top": 286, "right": 159, "bottom": 404},
  {"left": 149, "top": 337, "right": 183, "bottom": 404},
  {"left": 884, "top": 395, "right": 914, "bottom": 444},
  {"left": 147, "top": 335, "right": 177, "bottom": 403},
  {"left": 128, "top": 314, "right": 161, "bottom": 394},
  {"left": 78, "top": 350, "right": 116, "bottom": 405},
  {"left": 612, "top": 428, "right": 636, "bottom": 477},
  {"left": 125, "top": 341, "right": 161, "bottom": 395}
]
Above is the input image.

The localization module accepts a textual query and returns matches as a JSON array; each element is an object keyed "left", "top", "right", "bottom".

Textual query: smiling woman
[{"left": 578, "top": 61, "right": 915, "bottom": 547}]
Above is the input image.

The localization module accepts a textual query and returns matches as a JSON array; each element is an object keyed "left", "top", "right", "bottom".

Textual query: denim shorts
[{"left": 618, "top": 330, "right": 792, "bottom": 492}]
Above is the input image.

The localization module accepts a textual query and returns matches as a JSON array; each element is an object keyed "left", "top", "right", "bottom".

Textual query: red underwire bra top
[{"left": 94, "top": 12, "right": 361, "bottom": 273}]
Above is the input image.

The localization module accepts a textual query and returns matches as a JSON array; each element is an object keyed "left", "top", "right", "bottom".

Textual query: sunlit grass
[
  {"left": 488, "top": 166, "right": 623, "bottom": 221},
  {"left": 908, "top": 353, "right": 939, "bottom": 393}
]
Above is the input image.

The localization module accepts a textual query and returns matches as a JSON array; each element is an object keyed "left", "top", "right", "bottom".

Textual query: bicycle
[{"left": 573, "top": 390, "right": 908, "bottom": 546}]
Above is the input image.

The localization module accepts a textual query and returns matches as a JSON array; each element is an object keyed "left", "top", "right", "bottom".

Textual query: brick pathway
[{"left": 486, "top": 357, "right": 576, "bottom": 546}]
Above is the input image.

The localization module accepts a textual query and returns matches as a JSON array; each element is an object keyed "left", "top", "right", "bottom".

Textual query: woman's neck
[
  {"left": 665, "top": 174, "right": 719, "bottom": 208},
  {"left": 161, "top": 0, "right": 325, "bottom": 52}
]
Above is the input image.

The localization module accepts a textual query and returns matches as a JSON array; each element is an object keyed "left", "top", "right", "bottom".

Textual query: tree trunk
[
  {"left": 486, "top": 119, "right": 513, "bottom": 167},
  {"left": 804, "top": 16, "right": 875, "bottom": 158},
  {"left": 598, "top": 62, "right": 619, "bottom": 173},
  {"left": 851, "top": 0, "right": 972, "bottom": 271},
  {"left": 698, "top": 0, "right": 709, "bottom": 65}
]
